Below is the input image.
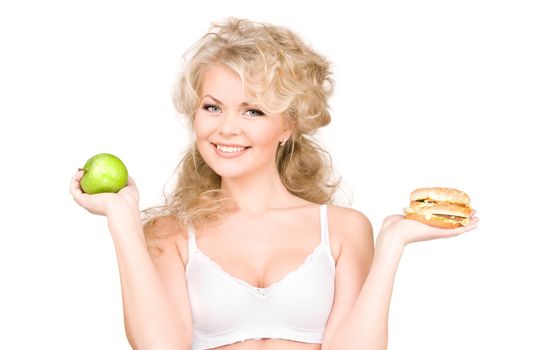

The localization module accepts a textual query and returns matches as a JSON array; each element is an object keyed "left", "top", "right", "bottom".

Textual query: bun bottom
[{"left": 405, "top": 212, "right": 463, "bottom": 228}]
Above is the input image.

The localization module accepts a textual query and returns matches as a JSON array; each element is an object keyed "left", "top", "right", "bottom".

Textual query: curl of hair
[{"left": 142, "top": 18, "right": 342, "bottom": 241}]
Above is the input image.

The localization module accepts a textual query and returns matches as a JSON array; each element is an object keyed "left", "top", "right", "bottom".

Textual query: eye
[
  {"left": 202, "top": 104, "right": 221, "bottom": 113},
  {"left": 244, "top": 109, "right": 265, "bottom": 117}
]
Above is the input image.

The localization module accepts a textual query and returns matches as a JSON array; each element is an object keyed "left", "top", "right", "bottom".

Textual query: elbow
[
  {"left": 128, "top": 338, "right": 192, "bottom": 350},
  {"left": 323, "top": 334, "right": 388, "bottom": 350},
  {"left": 125, "top": 320, "right": 192, "bottom": 350},
  {"left": 127, "top": 332, "right": 192, "bottom": 350}
]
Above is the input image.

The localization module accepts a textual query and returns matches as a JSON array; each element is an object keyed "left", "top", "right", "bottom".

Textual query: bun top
[{"left": 410, "top": 187, "right": 471, "bottom": 205}]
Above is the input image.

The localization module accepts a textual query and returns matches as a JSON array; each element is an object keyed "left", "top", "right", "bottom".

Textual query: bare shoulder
[
  {"left": 327, "top": 205, "right": 373, "bottom": 238},
  {"left": 327, "top": 205, "right": 374, "bottom": 260},
  {"left": 144, "top": 216, "right": 188, "bottom": 260}
]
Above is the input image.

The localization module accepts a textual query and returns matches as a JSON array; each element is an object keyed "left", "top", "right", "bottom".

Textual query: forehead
[{"left": 201, "top": 64, "right": 247, "bottom": 101}]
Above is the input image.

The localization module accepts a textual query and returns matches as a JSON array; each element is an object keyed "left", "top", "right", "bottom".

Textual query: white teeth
[{"left": 216, "top": 145, "right": 246, "bottom": 153}]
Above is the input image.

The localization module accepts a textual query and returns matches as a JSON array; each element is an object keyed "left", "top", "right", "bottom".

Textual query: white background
[{"left": 1, "top": 0, "right": 533, "bottom": 349}]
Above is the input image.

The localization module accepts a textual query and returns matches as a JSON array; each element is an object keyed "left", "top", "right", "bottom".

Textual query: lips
[
  {"left": 211, "top": 143, "right": 251, "bottom": 158},
  {"left": 212, "top": 142, "right": 250, "bottom": 148}
]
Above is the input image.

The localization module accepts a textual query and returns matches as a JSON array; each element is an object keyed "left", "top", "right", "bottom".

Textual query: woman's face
[{"left": 193, "top": 64, "right": 291, "bottom": 180}]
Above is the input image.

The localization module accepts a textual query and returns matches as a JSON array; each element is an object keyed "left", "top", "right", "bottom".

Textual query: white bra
[{"left": 185, "top": 204, "right": 336, "bottom": 349}]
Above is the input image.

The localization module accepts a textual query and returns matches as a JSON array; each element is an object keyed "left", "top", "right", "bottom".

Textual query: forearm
[
  {"left": 328, "top": 236, "right": 404, "bottom": 350},
  {"left": 107, "top": 206, "right": 191, "bottom": 350}
]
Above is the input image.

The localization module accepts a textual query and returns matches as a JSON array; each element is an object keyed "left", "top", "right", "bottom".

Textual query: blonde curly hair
[{"left": 142, "top": 18, "right": 342, "bottom": 240}]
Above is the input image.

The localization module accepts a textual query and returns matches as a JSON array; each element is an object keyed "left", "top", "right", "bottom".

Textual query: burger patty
[
  {"left": 433, "top": 214, "right": 466, "bottom": 220},
  {"left": 415, "top": 199, "right": 469, "bottom": 208}
]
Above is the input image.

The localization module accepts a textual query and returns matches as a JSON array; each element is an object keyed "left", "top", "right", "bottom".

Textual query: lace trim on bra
[{"left": 191, "top": 243, "right": 327, "bottom": 299}]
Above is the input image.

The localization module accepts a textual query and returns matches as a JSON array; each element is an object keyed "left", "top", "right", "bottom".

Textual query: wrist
[
  {"left": 106, "top": 199, "right": 140, "bottom": 221},
  {"left": 106, "top": 202, "right": 143, "bottom": 235},
  {"left": 376, "top": 231, "right": 405, "bottom": 257}
]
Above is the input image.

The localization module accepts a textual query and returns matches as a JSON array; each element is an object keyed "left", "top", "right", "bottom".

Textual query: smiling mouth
[{"left": 211, "top": 143, "right": 252, "bottom": 153}]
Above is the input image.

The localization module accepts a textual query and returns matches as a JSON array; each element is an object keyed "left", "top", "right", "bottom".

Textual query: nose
[{"left": 218, "top": 112, "right": 242, "bottom": 136}]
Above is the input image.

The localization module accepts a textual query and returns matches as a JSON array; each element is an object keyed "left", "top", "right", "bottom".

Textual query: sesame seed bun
[{"left": 409, "top": 187, "right": 471, "bottom": 205}]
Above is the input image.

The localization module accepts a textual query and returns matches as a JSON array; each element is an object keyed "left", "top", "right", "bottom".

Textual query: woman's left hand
[{"left": 377, "top": 213, "right": 480, "bottom": 248}]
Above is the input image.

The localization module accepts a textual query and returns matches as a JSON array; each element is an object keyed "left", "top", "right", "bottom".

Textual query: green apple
[{"left": 80, "top": 153, "right": 128, "bottom": 194}]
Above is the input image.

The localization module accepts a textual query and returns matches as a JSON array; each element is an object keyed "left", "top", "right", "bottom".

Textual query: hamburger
[{"left": 403, "top": 187, "right": 474, "bottom": 228}]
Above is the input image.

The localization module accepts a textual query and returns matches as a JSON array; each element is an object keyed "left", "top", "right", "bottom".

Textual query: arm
[
  {"left": 327, "top": 214, "right": 479, "bottom": 350},
  {"left": 70, "top": 171, "right": 192, "bottom": 350},
  {"left": 326, "top": 230, "right": 402, "bottom": 350},
  {"left": 109, "top": 206, "right": 192, "bottom": 350}
]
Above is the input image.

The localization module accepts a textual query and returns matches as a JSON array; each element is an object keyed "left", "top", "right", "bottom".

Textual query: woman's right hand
[{"left": 70, "top": 169, "right": 140, "bottom": 217}]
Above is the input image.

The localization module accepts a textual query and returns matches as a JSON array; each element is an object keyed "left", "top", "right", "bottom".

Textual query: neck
[{"left": 220, "top": 168, "right": 294, "bottom": 215}]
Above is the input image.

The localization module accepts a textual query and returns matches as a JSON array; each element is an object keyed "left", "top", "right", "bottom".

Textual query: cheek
[
  {"left": 251, "top": 126, "right": 281, "bottom": 147},
  {"left": 193, "top": 114, "right": 210, "bottom": 139},
  {"left": 192, "top": 115, "right": 217, "bottom": 158}
]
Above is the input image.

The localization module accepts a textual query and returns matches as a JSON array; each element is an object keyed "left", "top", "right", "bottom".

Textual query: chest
[{"left": 175, "top": 211, "right": 341, "bottom": 290}]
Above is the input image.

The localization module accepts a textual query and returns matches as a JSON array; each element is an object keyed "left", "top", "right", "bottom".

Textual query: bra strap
[
  {"left": 320, "top": 204, "right": 331, "bottom": 251},
  {"left": 188, "top": 223, "right": 197, "bottom": 253}
]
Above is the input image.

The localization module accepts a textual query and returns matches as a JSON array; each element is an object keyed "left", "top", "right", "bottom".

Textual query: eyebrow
[{"left": 202, "top": 94, "right": 253, "bottom": 108}]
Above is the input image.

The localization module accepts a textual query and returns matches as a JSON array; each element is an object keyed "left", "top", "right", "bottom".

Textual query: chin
[
  {"left": 212, "top": 166, "right": 250, "bottom": 179},
  {"left": 197, "top": 151, "right": 248, "bottom": 179}
]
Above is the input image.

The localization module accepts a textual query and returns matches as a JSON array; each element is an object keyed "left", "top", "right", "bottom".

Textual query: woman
[{"left": 70, "top": 18, "right": 479, "bottom": 350}]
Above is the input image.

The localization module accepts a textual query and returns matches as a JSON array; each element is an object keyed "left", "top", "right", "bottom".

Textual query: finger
[
  {"left": 454, "top": 224, "right": 478, "bottom": 236},
  {"left": 70, "top": 170, "right": 90, "bottom": 206},
  {"left": 436, "top": 223, "right": 478, "bottom": 238},
  {"left": 469, "top": 216, "right": 480, "bottom": 224},
  {"left": 127, "top": 176, "right": 136, "bottom": 187},
  {"left": 71, "top": 169, "right": 84, "bottom": 182},
  {"left": 70, "top": 170, "right": 84, "bottom": 194}
]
